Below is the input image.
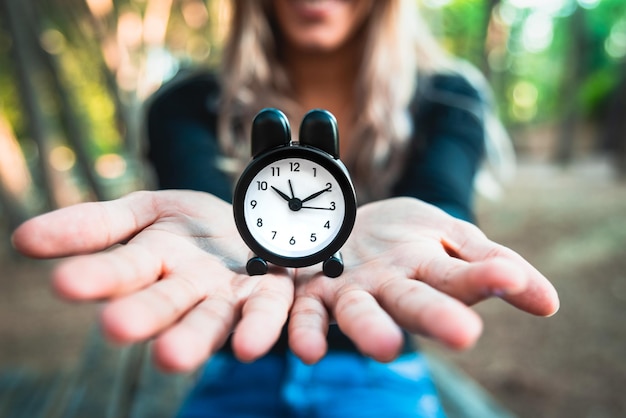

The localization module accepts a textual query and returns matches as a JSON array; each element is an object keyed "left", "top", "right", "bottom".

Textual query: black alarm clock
[{"left": 233, "top": 108, "right": 357, "bottom": 278}]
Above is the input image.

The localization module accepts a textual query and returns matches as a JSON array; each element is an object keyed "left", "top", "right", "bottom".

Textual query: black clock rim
[{"left": 233, "top": 146, "right": 357, "bottom": 268}]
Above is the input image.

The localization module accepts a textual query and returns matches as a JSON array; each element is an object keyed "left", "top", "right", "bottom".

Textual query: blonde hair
[
  {"left": 347, "top": 0, "right": 449, "bottom": 199},
  {"left": 214, "top": 0, "right": 503, "bottom": 201}
]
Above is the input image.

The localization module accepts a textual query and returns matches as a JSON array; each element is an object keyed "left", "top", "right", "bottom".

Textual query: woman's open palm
[
  {"left": 12, "top": 190, "right": 294, "bottom": 372},
  {"left": 288, "top": 198, "right": 559, "bottom": 364}
]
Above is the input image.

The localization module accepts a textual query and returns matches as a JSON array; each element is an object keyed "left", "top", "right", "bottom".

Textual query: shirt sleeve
[
  {"left": 392, "top": 74, "right": 486, "bottom": 223},
  {"left": 145, "top": 73, "right": 233, "bottom": 203}
]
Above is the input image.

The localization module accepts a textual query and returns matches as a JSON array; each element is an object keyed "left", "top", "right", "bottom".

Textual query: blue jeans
[{"left": 177, "top": 351, "right": 446, "bottom": 418}]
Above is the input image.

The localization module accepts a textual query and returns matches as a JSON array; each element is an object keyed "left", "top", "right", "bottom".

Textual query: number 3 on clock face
[{"left": 244, "top": 157, "right": 346, "bottom": 259}]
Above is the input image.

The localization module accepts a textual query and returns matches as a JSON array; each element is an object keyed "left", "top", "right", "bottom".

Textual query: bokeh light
[
  {"left": 422, "top": 0, "right": 453, "bottom": 9},
  {"left": 117, "top": 11, "right": 143, "bottom": 48},
  {"left": 95, "top": 153, "right": 127, "bottom": 179},
  {"left": 522, "top": 12, "right": 554, "bottom": 53},
  {"left": 40, "top": 30, "right": 67, "bottom": 55},
  {"left": 85, "top": 0, "right": 113, "bottom": 18},
  {"left": 605, "top": 19, "right": 626, "bottom": 59},
  {"left": 577, "top": 0, "right": 601, "bottom": 10},
  {"left": 182, "top": 0, "right": 209, "bottom": 29},
  {"left": 49, "top": 145, "right": 76, "bottom": 172},
  {"left": 510, "top": 81, "right": 539, "bottom": 122}
]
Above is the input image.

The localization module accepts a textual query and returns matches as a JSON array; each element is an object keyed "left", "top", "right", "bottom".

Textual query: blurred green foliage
[
  {"left": 437, "top": 0, "right": 490, "bottom": 66},
  {"left": 0, "top": 0, "right": 625, "bottom": 230},
  {"left": 433, "top": 0, "right": 626, "bottom": 125}
]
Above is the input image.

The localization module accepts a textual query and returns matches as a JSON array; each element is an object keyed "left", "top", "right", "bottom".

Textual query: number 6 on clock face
[{"left": 233, "top": 108, "right": 357, "bottom": 276}]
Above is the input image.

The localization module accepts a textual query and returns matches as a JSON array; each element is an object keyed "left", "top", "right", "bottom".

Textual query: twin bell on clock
[{"left": 233, "top": 108, "right": 357, "bottom": 278}]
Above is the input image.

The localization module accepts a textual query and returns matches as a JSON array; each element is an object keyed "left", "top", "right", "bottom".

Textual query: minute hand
[{"left": 301, "top": 186, "right": 331, "bottom": 203}]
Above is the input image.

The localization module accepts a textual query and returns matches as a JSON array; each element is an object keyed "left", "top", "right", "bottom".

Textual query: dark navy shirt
[{"left": 146, "top": 71, "right": 485, "bottom": 222}]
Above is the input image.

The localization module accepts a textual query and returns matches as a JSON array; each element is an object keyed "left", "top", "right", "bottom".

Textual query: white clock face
[{"left": 243, "top": 157, "right": 347, "bottom": 258}]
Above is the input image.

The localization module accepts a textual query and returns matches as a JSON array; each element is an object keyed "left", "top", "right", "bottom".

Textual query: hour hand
[{"left": 271, "top": 186, "right": 291, "bottom": 202}]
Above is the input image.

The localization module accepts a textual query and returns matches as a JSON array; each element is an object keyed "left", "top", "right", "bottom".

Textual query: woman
[{"left": 12, "top": 0, "right": 559, "bottom": 417}]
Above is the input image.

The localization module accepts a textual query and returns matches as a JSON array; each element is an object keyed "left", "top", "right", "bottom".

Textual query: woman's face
[{"left": 271, "top": 0, "right": 375, "bottom": 52}]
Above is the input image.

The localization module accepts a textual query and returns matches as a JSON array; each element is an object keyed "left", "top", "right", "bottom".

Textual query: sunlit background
[
  {"left": 0, "top": 0, "right": 624, "bottom": 223},
  {"left": 1, "top": 0, "right": 625, "bottom": 417}
]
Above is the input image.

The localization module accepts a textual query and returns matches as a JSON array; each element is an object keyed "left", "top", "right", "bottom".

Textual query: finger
[
  {"left": 331, "top": 287, "right": 404, "bottom": 362},
  {"left": 231, "top": 275, "right": 294, "bottom": 362},
  {"left": 502, "top": 275, "right": 560, "bottom": 317},
  {"left": 52, "top": 242, "right": 163, "bottom": 300},
  {"left": 100, "top": 268, "right": 214, "bottom": 343},
  {"left": 443, "top": 229, "right": 560, "bottom": 316},
  {"left": 412, "top": 254, "right": 529, "bottom": 305},
  {"left": 377, "top": 278, "right": 483, "bottom": 350},
  {"left": 153, "top": 295, "right": 240, "bottom": 372},
  {"left": 288, "top": 294, "right": 329, "bottom": 364},
  {"left": 12, "top": 191, "right": 160, "bottom": 258}
]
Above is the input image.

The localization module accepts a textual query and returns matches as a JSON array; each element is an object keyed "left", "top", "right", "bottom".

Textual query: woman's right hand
[{"left": 11, "top": 190, "right": 295, "bottom": 372}]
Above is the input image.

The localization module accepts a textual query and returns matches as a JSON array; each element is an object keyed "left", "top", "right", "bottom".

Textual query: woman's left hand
[{"left": 288, "top": 197, "right": 559, "bottom": 364}]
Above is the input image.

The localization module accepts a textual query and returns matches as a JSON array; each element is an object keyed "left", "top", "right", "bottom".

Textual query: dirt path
[
  {"left": 432, "top": 157, "right": 626, "bottom": 417},
  {"left": 0, "top": 259, "right": 97, "bottom": 373},
  {"left": 1, "top": 157, "right": 625, "bottom": 417}
]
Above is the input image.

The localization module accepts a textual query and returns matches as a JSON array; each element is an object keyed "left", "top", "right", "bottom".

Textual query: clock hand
[
  {"left": 301, "top": 185, "right": 332, "bottom": 203},
  {"left": 301, "top": 205, "right": 334, "bottom": 211},
  {"left": 271, "top": 186, "right": 291, "bottom": 202},
  {"left": 288, "top": 180, "right": 295, "bottom": 199},
  {"left": 272, "top": 182, "right": 307, "bottom": 211}
]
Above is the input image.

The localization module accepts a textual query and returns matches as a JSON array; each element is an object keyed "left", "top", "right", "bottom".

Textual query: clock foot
[
  {"left": 323, "top": 252, "right": 344, "bottom": 278},
  {"left": 246, "top": 256, "right": 268, "bottom": 276}
]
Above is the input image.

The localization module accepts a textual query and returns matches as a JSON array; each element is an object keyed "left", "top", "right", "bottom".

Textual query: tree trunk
[
  {"left": 0, "top": 114, "right": 31, "bottom": 230},
  {"left": 554, "top": 6, "right": 587, "bottom": 165},
  {"left": 601, "top": 60, "right": 626, "bottom": 179},
  {"left": 480, "top": 0, "right": 501, "bottom": 78},
  {"left": 0, "top": 0, "right": 59, "bottom": 210},
  {"left": 72, "top": 0, "right": 131, "bottom": 155},
  {"left": 29, "top": 2, "right": 108, "bottom": 200}
]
